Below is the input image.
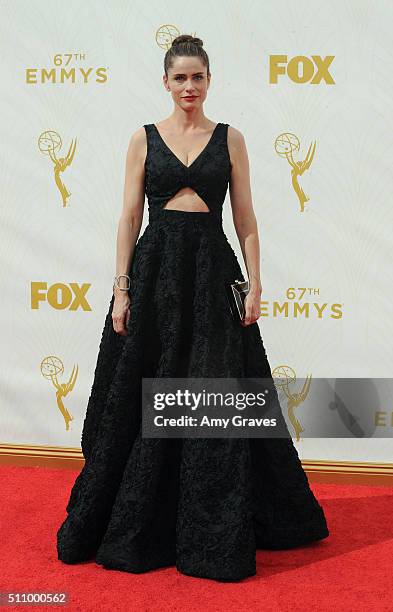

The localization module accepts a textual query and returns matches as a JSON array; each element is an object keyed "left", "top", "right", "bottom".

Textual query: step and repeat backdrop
[{"left": 1, "top": 0, "right": 392, "bottom": 462}]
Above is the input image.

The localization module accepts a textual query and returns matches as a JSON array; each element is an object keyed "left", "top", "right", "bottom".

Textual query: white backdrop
[{"left": 1, "top": 0, "right": 392, "bottom": 462}]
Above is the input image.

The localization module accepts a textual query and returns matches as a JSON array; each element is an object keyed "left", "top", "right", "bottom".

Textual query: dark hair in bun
[{"left": 164, "top": 34, "right": 210, "bottom": 76}]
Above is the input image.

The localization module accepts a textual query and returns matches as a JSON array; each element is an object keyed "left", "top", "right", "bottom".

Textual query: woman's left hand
[{"left": 241, "top": 289, "right": 262, "bottom": 327}]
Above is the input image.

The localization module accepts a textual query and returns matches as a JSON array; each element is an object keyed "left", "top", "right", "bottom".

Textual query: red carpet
[{"left": 1, "top": 465, "right": 392, "bottom": 611}]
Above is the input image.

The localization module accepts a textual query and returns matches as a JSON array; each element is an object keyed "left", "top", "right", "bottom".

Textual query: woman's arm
[
  {"left": 112, "top": 127, "right": 146, "bottom": 335},
  {"left": 228, "top": 126, "right": 262, "bottom": 326}
]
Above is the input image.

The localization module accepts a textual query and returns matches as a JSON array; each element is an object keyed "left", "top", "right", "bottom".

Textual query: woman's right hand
[{"left": 112, "top": 291, "right": 131, "bottom": 336}]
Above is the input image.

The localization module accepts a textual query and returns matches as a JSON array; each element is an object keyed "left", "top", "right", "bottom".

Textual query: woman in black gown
[{"left": 57, "top": 34, "right": 329, "bottom": 582}]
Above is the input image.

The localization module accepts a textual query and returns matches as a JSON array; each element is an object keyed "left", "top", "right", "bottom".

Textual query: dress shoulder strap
[
  {"left": 143, "top": 124, "right": 153, "bottom": 137},
  {"left": 217, "top": 122, "right": 229, "bottom": 139},
  {"left": 214, "top": 123, "right": 230, "bottom": 160},
  {"left": 143, "top": 124, "right": 154, "bottom": 160}
]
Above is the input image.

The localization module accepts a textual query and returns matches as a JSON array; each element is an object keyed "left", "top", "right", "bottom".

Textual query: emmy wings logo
[
  {"left": 38, "top": 130, "right": 76, "bottom": 207},
  {"left": 31, "top": 283, "right": 91, "bottom": 310},
  {"left": 269, "top": 55, "right": 335, "bottom": 84},
  {"left": 275, "top": 132, "right": 316, "bottom": 212},
  {"left": 155, "top": 25, "right": 196, "bottom": 48},
  {"left": 260, "top": 287, "right": 343, "bottom": 320},
  {"left": 26, "top": 53, "right": 108, "bottom": 84},
  {"left": 273, "top": 365, "right": 311, "bottom": 442},
  {"left": 272, "top": 373, "right": 393, "bottom": 440},
  {"left": 41, "top": 356, "right": 78, "bottom": 431}
]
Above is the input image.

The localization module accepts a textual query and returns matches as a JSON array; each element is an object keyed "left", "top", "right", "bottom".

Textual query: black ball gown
[{"left": 56, "top": 122, "right": 329, "bottom": 582}]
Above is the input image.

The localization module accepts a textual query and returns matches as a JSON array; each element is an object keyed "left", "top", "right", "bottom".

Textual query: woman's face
[{"left": 165, "top": 56, "right": 210, "bottom": 110}]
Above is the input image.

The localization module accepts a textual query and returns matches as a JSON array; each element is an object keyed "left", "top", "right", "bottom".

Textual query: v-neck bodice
[
  {"left": 143, "top": 122, "right": 231, "bottom": 226},
  {"left": 151, "top": 122, "right": 222, "bottom": 170}
]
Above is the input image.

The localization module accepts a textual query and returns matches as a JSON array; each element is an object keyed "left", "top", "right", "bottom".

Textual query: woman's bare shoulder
[
  {"left": 129, "top": 126, "right": 147, "bottom": 147},
  {"left": 126, "top": 126, "right": 148, "bottom": 163},
  {"left": 227, "top": 125, "right": 246, "bottom": 145},
  {"left": 227, "top": 125, "right": 247, "bottom": 166}
]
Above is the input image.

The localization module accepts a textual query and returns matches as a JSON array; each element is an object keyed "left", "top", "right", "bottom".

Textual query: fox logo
[{"left": 270, "top": 55, "right": 335, "bottom": 84}]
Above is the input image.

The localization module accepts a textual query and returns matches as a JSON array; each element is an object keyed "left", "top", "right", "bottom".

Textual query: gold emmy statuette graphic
[
  {"left": 38, "top": 131, "right": 77, "bottom": 207},
  {"left": 275, "top": 133, "right": 316, "bottom": 212},
  {"left": 40, "top": 356, "right": 78, "bottom": 431},
  {"left": 156, "top": 25, "right": 196, "bottom": 49},
  {"left": 272, "top": 365, "right": 312, "bottom": 441}
]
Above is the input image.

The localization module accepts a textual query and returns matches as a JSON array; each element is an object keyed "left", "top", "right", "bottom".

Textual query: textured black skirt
[{"left": 56, "top": 209, "right": 329, "bottom": 582}]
